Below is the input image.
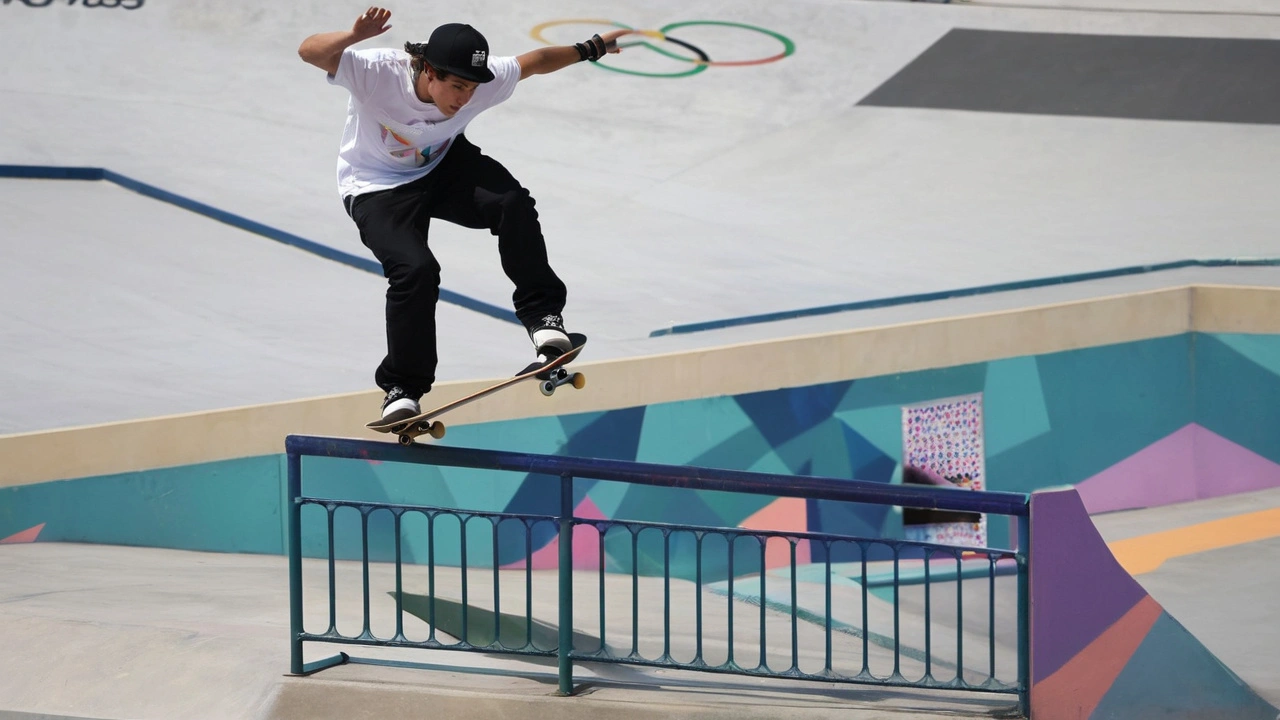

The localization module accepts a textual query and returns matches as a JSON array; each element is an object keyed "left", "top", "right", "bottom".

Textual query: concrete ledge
[
  {"left": 1191, "top": 284, "right": 1280, "bottom": 333},
  {"left": 2, "top": 284, "right": 1276, "bottom": 489}
]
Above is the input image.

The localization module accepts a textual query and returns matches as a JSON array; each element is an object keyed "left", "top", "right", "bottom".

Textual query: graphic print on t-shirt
[{"left": 378, "top": 118, "right": 451, "bottom": 168}]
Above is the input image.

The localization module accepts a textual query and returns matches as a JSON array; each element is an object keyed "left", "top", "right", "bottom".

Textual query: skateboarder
[{"left": 298, "top": 7, "right": 622, "bottom": 423}]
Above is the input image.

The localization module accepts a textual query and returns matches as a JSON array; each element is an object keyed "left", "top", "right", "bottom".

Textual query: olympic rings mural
[{"left": 530, "top": 19, "right": 795, "bottom": 78}]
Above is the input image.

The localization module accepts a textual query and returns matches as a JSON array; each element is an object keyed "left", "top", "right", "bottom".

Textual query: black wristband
[{"left": 574, "top": 33, "right": 607, "bottom": 62}]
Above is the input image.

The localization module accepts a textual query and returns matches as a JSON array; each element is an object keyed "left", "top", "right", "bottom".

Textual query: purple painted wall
[{"left": 1075, "top": 424, "right": 1280, "bottom": 514}]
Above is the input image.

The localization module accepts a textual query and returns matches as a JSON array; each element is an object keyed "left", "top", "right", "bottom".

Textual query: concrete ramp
[
  {"left": 1028, "top": 489, "right": 1278, "bottom": 719},
  {"left": 4, "top": 0, "right": 1280, "bottom": 432}
]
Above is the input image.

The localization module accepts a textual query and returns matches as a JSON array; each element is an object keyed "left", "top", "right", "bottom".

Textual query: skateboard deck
[{"left": 366, "top": 333, "right": 587, "bottom": 445}]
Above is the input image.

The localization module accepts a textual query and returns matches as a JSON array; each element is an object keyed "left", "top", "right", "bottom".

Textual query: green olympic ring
[{"left": 529, "top": 19, "right": 796, "bottom": 79}]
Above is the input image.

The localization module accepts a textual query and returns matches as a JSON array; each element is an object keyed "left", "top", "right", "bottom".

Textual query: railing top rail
[{"left": 286, "top": 435, "right": 1029, "bottom": 516}]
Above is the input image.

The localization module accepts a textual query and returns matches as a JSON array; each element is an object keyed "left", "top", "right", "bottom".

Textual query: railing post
[
  {"left": 1016, "top": 512, "right": 1032, "bottom": 717},
  {"left": 287, "top": 451, "right": 303, "bottom": 675},
  {"left": 557, "top": 472, "right": 575, "bottom": 696}
]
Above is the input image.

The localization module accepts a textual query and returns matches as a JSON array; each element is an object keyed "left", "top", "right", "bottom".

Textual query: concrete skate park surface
[
  {"left": 1, "top": 488, "right": 1277, "bottom": 719},
  {"left": 3, "top": 0, "right": 1280, "bottom": 717},
  {"left": 3, "top": 0, "right": 1280, "bottom": 432},
  {"left": 0, "top": 543, "right": 1017, "bottom": 720}
]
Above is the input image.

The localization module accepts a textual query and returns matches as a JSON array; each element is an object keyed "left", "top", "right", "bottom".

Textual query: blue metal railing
[{"left": 286, "top": 435, "right": 1031, "bottom": 713}]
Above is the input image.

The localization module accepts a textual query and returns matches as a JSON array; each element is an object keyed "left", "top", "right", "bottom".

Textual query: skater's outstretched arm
[
  {"left": 517, "top": 30, "right": 626, "bottom": 80},
  {"left": 299, "top": 6, "right": 393, "bottom": 75}
]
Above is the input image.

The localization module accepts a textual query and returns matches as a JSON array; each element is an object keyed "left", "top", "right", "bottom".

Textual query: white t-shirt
[{"left": 327, "top": 48, "right": 521, "bottom": 198}]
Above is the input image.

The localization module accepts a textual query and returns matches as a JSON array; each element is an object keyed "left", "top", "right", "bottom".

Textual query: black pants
[{"left": 345, "top": 135, "right": 567, "bottom": 397}]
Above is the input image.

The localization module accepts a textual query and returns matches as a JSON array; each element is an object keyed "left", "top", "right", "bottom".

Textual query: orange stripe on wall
[
  {"left": 1108, "top": 507, "right": 1280, "bottom": 576},
  {"left": 1031, "top": 595, "right": 1163, "bottom": 719}
]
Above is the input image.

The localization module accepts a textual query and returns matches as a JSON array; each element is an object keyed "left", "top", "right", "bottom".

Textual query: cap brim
[
  {"left": 436, "top": 64, "right": 494, "bottom": 83},
  {"left": 457, "top": 67, "right": 496, "bottom": 83}
]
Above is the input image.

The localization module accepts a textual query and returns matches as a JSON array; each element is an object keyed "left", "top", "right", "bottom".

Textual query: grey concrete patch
[{"left": 861, "top": 30, "right": 1280, "bottom": 124}]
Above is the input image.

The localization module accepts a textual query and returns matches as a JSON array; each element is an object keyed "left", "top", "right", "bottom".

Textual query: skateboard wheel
[
  {"left": 540, "top": 380, "right": 556, "bottom": 396},
  {"left": 571, "top": 372, "right": 586, "bottom": 390},
  {"left": 397, "top": 434, "right": 415, "bottom": 446},
  {"left": 428, "top": 421, "right": 446, "bottom": 439}
]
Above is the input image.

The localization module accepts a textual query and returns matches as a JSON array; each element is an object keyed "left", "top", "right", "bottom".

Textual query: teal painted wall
[
  {"left": 0, "top": 455, "right": 285, "bottom": 553},
  {"left": 5, "top": 332, "right": 1280, "bottom": 564}
]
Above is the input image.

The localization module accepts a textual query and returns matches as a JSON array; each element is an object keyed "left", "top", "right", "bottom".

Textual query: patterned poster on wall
[{"left": 901, "top": 393, "right": 986, "bottom": 548}]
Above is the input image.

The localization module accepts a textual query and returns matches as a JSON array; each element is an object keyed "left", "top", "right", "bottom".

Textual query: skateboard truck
[
  {"left": 539, "top": 367, "right": 587, "bottom": 396},
  {"left": 390, "top": 419, "right": 447, "bottom": 446}
]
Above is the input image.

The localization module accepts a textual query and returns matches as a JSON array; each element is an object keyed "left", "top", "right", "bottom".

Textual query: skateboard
[{"left": 366, "top": 333, "right": 587, "bottom": 446}]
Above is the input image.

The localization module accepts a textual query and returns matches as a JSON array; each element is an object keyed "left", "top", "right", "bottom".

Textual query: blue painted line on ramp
[
  {"left": 649, "top": 258, "right": 1280, "bottom": 337},
  {"left": 0, "top": 164, "right": 520, "bottom": 325},
  {"left": 0, "top": 165, "right": 104, "bottom": 180}
]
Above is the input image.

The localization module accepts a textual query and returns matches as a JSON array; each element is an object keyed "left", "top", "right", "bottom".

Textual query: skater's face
[{"left": 421, "top": 67, "right": 479, "bottom": 117}]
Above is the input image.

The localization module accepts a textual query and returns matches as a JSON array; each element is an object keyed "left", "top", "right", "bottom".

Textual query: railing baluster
[
  {"left": 695, "top": 531, "right": 704, "bottom": 666},
  {"left": 989, "top": 553, "right": 997, "bottom": 682},
  {"left": 327, "top": 506, "right": 337, "bottom": 636},
  {"left": 758, "top": 536, "right": 767, "bottom": 672},
  {"left": 599, "top": 523, "right": 607, "bottom": 657},
  {"left": 955, "top": 549, "right": 964, "bottom": 685},
  {"left": 394, "top": 509, "right": 404, "bottom": 641},
  {"left": 892, "top": 543, "right": 901, "bottom": 679},
  {"left": 460, "top": 514, "right": 469, "bottom": 647},
  {"left": 631, "top": 526, "right": 640, "bottom": 660},
  {"left": 663, "top": 529, "right": 672, "bottom": 662},
  {"left": 525, "top": 520, "right": 534, "bottom": 650},
  {"left": 361, "top": 507, "right": 371, "bottom": 639},
  {"left": 427, "top": 511, "right": 436, "bottom": 644},
  {"left": 924, "top": 547, "right": 933, "bottom": 681},
  {"left": 790, "top": 538, "right": 798, "bottom": 674},
  {"left": 824, "top": 541, "right": 832, "bottom": 676},
  {"left": 492, "top": 518, "right": 501, "bottom": 649},
  {"left": 727, "top": 534, "right": 736, "bottom": 668},
  {"left": 861, "top": 542, "right": 869, "bottom": 677}
]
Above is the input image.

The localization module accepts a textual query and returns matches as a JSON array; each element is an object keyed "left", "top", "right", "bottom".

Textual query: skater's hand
[
  {"left": 352, "top": 7, "right": 392, "bottom": 41},
  {"left": 598, "top": 29, "right": 627, "bottom": 55}
]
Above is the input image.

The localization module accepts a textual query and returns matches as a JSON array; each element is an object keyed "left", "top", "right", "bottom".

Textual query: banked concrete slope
[{"left": 2, "top": 0, "right": 1279, "bottom": 432}]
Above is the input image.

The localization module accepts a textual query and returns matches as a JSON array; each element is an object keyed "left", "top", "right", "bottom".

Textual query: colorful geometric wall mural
[{"left": 3, "top": 332, "right": 1280, "bottom": 566}]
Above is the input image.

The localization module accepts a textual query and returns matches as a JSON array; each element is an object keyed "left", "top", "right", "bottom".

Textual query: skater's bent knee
[
  {"left": 392, "top": 257, "right": 441, "bottom": 288},
  {"left": 495, "top": 188, "right": 538, "bottom": 216}
]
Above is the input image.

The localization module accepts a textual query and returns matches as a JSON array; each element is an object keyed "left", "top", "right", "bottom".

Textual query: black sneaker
[
  {"left": 380, "top": 386, "right": 421, "bottom": 423},
  {"left": 528, "top": 314, "right": 572, "bottom": 359}
]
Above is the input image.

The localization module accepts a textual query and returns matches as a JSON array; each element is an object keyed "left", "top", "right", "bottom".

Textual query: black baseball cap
[{"left": 424, "top": 23, "right": 495, "bottom": 83}]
